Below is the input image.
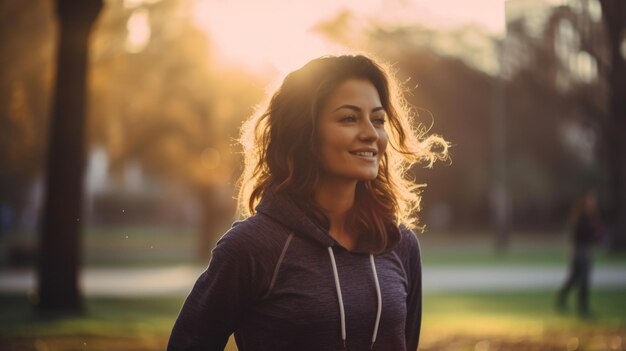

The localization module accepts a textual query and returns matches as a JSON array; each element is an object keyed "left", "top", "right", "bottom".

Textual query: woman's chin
[
  {"left": 355, "top": 171, "right": 379, "bottom": 181},
  {"left": 320, "top": 167, "right": 380, "bottom": 183}
]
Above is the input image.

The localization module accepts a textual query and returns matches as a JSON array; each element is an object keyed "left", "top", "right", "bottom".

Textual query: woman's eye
[
  {"left": 340, "top": 116, "right": 357, "bottom": 123},
  {"left": 372, "top": 117, "right": 386, "bottom": 126}
]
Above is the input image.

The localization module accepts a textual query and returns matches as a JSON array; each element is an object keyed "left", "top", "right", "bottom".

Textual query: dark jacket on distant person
[{"left": 573, "top": 212, "right": 600, "bottom": 249}]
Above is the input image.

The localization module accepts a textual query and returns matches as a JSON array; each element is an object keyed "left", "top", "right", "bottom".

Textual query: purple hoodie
[{"left": 167, "top": 188, "right": 422, "bottom": 351}]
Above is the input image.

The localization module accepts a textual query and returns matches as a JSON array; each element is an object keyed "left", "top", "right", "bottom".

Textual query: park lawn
[
  {"left": 421, "top": 289, "right": 626, "bottom": 350},
  {"left": 1, "top": 289, "right": 625, "bottom": 351},
  {"left": 79, "top": 227, "right": 626, "bottom": 267},
  {"left": 4, "top": 226, "right": 626, "bottom": 267},
  {"left": 0, "top": 294, "right": 186, "bottom": 351},
  {"left": 420, "top": 248, "right": 626, "bottom": 267}
]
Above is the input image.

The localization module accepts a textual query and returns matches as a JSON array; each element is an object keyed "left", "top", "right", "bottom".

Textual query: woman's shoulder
[
  {"left": 215, "top": 212, "right": 292, "bottom": 256},
  {"left": 398, "top": 224, "right": 420, "bottom": 245},
  {"left": 393, "top": 224, "right": 421, "bottom": 259}
]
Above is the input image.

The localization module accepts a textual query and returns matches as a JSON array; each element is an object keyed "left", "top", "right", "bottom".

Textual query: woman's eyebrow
[
  {"left": 372, "top": 107, "right": 386, "bottom": 113},
  {"left": 333, "top": 104, "right": 385, "bottom": 113}
]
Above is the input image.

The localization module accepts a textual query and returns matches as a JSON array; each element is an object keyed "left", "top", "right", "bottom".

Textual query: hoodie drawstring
[
  {"left": 327, "top": 246, "right": 347, "bottom": 348},
  {"left": 369, "top": 254, "right": 382, "bottom": 349},
  {"left": 327, "top": 246, "right": 382, "bottom": 350}
]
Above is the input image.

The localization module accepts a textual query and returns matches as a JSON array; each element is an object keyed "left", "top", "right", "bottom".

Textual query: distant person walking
[{"left": 556, "top": 190, "right": 603, "bottom": 318}]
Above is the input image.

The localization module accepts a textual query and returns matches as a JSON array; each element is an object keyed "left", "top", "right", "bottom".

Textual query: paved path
[
  {"left": 0, "top": 265, "right": 625, "bottom": 297},
  {"left": 422, "top": 265, "right": 626, "bottom": 292}
]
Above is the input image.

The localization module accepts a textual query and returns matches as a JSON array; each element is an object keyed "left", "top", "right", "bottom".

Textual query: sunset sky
[{"left": 189, "top": 0, "right": 508, "bottom": 73}]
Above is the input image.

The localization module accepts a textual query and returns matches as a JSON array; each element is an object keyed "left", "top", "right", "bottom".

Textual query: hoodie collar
[{"left": 255, "top": 185, "right": 401, "bottom": 253}]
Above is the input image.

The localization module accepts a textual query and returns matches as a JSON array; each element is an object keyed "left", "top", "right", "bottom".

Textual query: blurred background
[{"left": 1, "top": 0, "right": 625, "bottom": 350}]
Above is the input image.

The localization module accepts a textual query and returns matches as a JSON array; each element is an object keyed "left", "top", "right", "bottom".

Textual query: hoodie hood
[{"left": 255, "top": 185, "right": 401, "bottom": 253}]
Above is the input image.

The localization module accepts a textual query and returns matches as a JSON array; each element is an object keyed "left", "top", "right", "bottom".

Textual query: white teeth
[{"left": 353, "top": 151, "right": 374, "bottom": 157}]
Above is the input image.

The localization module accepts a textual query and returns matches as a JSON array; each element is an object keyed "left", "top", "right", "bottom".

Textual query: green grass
[
  {"left": 421, "top": 248, "right": 626, "bottom": 267},
  {"left": 1, "top": 289, "right": 624, "bottom": 350},
  {"left": 3, "top": 227, "right": 626, "bottom": 268},
  {"left": 0, "top": 226, "right": 204, "bottom": 268},
  {"left": 420, "top": 289, "right": 626, "bottom": 351},
  {"left": 83, "top": 226, "right": 202, "bottom": 267},
  {"left": 0, "top": 293, "right": 240, "bottom": 350},
  {"left": 423, "top": 289, "right": 626, "bottom": 332},
  {"left": 0, "top": 295, "right": 183, "bottom": 338},
  {"left": 418, "top": 230, "right": 626, "bottom": 267}
]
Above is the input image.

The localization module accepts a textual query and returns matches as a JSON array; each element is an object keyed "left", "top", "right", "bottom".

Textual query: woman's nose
[{"left": 358, "top": 119, "right": 379, "bottom": 142}]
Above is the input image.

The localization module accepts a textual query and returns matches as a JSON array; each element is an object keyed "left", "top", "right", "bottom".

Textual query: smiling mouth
[{"left": 350, "top": 151, "right": 376, "bottom": 157}]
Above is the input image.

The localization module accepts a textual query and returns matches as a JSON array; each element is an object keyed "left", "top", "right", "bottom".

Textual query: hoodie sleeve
[
  {"left": 167, "top": 226, "right": 265, "bottom": 351},
  {"left": 400, "top": 228, "right": 422, "bottom": 351}
]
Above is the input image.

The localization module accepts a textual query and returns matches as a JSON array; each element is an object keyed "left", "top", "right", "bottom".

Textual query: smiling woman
[
  {"left": 317, "top": 79, "right": 389, "bottom": 185},
  {"left": 168, "top": 54, "right": 448, "bottom": 351}
]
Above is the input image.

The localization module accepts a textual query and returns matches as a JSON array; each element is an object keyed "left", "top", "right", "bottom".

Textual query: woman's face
[{"left": 316, "top": 79, "right": 388, "bottom": 182}]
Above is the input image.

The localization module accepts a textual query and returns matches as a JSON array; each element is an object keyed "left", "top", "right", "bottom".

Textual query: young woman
[{"left": 168, "top": 54, "right": 447, "bottom": 351}]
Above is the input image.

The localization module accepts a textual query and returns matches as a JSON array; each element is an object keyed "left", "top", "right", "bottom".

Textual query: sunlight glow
[
  {"left": 123, "top": 0, "right": 161, "bottom": 9},
  {"left": 126, "top": 8, "right": 151, "bottom": 53},
  {"left": 201, "top": 148, "right": 221, "bottom": 170},
  {"left": 191, "top": 0, "right": 505, "bottom": 73}
]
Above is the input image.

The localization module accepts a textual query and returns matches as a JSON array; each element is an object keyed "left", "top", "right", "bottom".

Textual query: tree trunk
[
  {"left": 599, "top": 0, "right": 626, "bottom": 252},
  {"left": 606, "top": 42, "right": 626, "bottom": 251},
  {"left": 37, "top": 0, "right": 102, "bottom": 313},
  {"left": 492, "top": 40, "right": 510, "bottom": 253},
  {"left": 196, "top": 186, "right": 237, "bottom": 262}
]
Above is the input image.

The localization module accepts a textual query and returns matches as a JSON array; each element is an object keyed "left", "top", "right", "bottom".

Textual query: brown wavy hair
[{"left": 238, "top": 54, "right": 448, "bottom": 252}]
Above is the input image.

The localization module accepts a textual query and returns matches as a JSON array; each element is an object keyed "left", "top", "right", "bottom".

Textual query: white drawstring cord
[
  {"left": 328, "top": 246, "right": 347, "bottom": 348},
  {"left": 370, "top": 254, "right": 382, "bottom": 349},
  {"left": 328, "top": 248, "right": 383, "bottom": 350}
]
